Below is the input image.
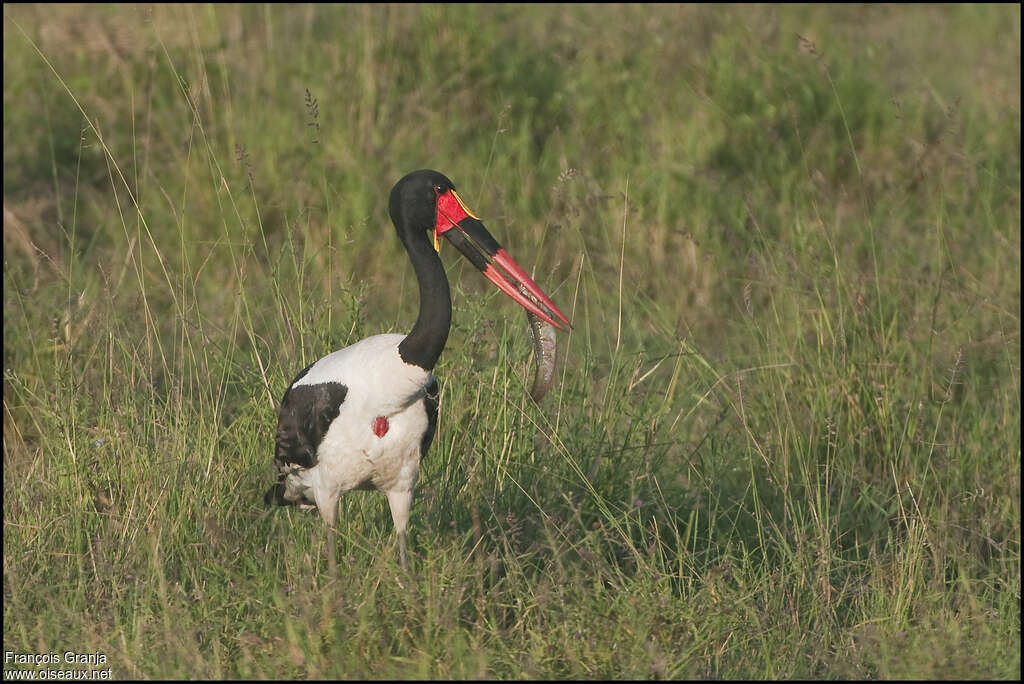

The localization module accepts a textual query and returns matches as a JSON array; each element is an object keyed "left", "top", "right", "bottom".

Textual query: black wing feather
[
  {"left": 419, "top": 376, "right": 439, "bottom": 460},
  {"left": 264, "top": 369, "right": 348, "bottom": 506}
]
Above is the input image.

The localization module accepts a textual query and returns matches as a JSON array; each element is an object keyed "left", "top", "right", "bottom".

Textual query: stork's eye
[{"left": 433, "top": 184, "right": 444, "bottom": 195}]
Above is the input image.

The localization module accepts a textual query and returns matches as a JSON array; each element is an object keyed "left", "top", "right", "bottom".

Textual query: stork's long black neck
[{"left": 397, "top": 228, "right": 451, "bottom": 371}]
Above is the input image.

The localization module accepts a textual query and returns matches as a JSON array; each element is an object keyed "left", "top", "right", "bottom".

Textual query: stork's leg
[
  {"left": 385, "top": 489, "right": 413, "bottom": 570},
  {"left": 317, "top": 495, "right": 340, "bottom": 580},
  {"left": 327, "top": 524, "right": 337, "bottom": 580}
]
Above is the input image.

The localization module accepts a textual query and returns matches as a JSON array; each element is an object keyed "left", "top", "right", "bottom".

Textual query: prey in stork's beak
[{"left": 433, "top": 188, "right": 571, "bottom": 330}]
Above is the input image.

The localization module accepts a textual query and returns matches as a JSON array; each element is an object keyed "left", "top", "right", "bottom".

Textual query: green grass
[{"left": 3, "top": 3, "right": 1020, "bottom": 679}]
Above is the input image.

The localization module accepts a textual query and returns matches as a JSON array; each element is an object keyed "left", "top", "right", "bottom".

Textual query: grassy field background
[{"left": 3, "top": 4, "right": 1020, "bottom": 679}]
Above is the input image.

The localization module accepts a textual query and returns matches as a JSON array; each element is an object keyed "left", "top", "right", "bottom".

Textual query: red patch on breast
[{"left": 372, "top": 416, "right": 389, "bottom": 438}]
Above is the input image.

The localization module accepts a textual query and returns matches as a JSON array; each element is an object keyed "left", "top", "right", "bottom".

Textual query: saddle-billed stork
[{"left": 264, "top": 169, "right": 569, "bottom": 571}]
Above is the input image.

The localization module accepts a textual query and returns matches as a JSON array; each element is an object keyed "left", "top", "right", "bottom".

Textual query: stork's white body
[
  {"left": 292, "top": 334, "right": 432, "bottom": 498},
  {"left": 270, "top": 334, "right": 437, "bottom": 568}
]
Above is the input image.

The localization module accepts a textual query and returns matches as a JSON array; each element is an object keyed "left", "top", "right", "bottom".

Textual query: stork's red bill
[{"left": 433, "top": 188, "right": 571, "bottom": 331}]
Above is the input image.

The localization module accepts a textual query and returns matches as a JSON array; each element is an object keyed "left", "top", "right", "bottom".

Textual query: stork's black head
[{"left": 388, "top": 169, "right": 457, "bottom": 238}]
